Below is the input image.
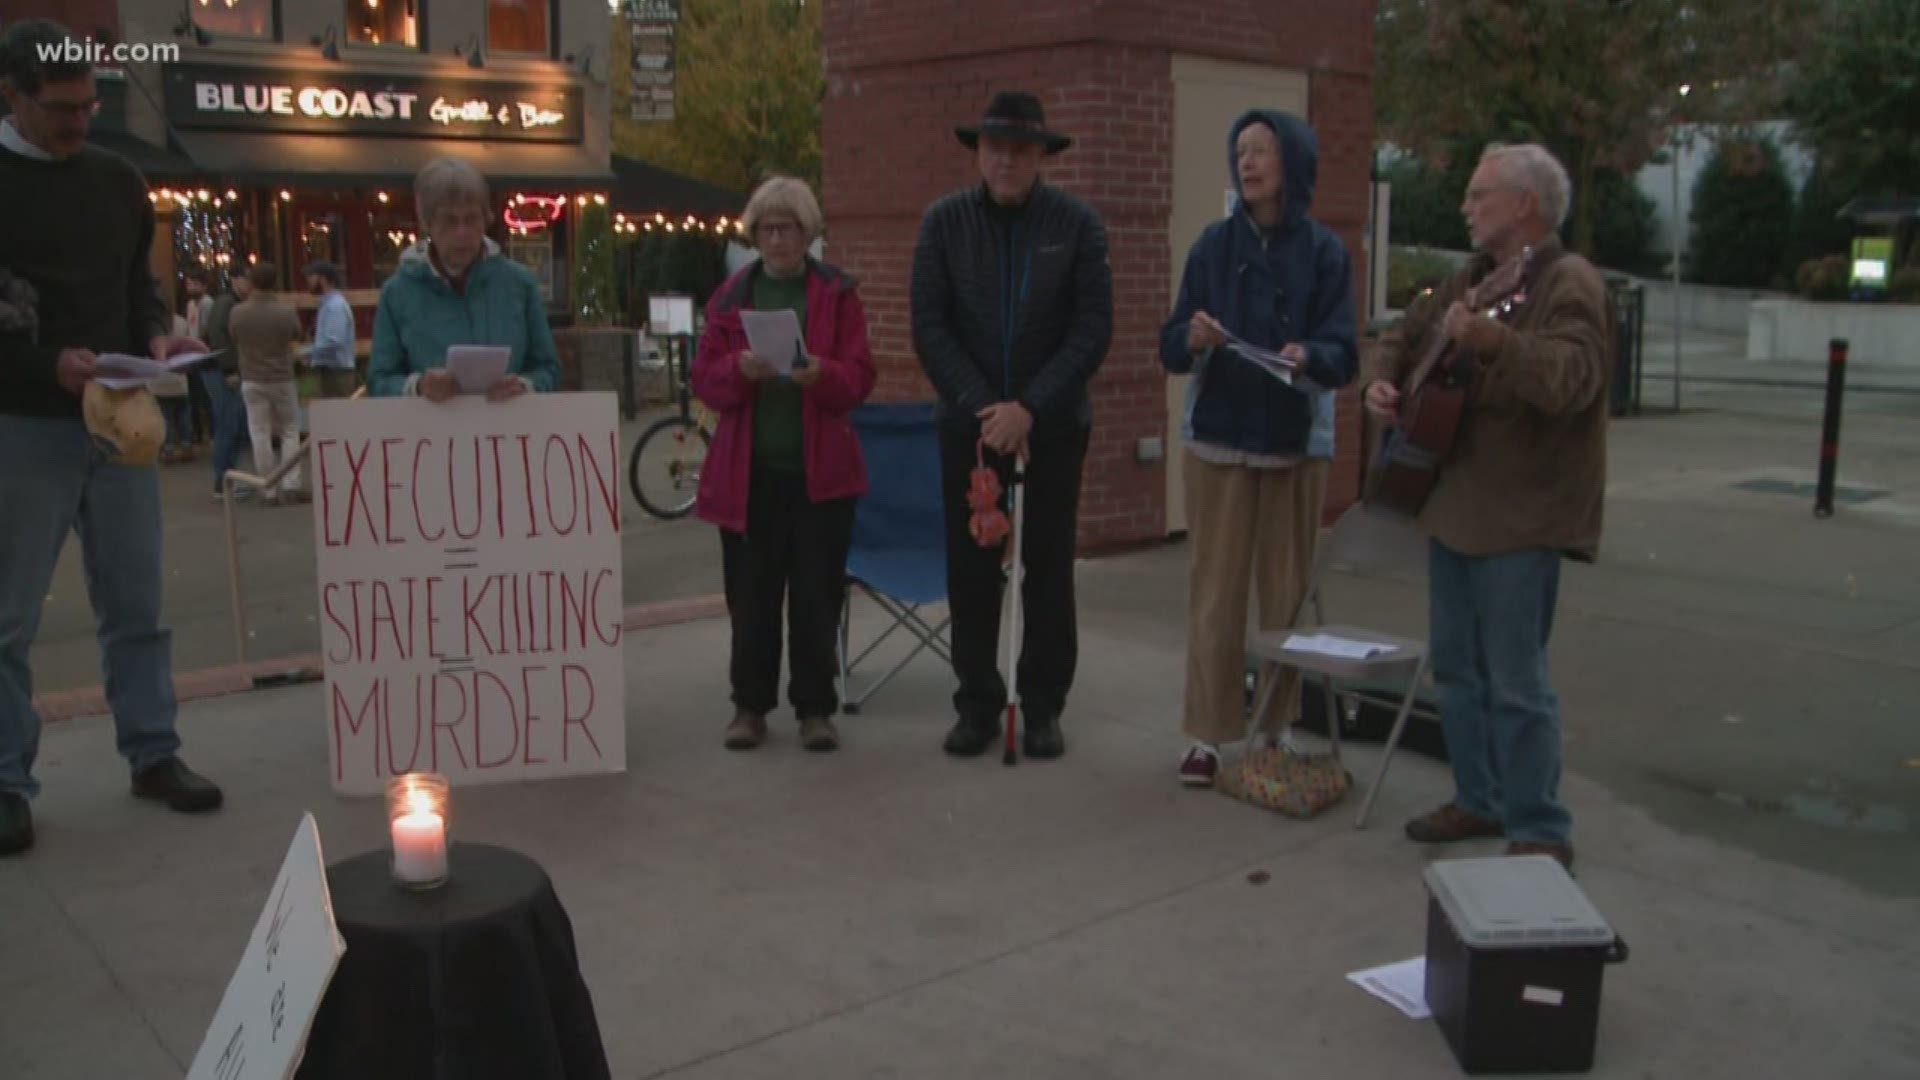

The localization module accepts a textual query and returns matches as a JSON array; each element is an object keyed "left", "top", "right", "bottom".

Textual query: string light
[{"left": 280, "top": 189, "right": 292, "bottom": 201}]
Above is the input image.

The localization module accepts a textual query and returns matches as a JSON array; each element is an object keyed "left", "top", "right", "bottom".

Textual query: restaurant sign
[{"left": 163, "top": 63, "right": 584, "bottom": 143}]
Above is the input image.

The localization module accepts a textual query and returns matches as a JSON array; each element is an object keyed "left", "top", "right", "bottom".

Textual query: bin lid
[{"left": 1424, "top": 856, "right": 1614, "bottom": 949}]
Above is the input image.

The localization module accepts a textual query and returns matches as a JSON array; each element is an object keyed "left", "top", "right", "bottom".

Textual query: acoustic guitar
[{"left": 1363, "top": 247, "right": 1550, "bottom": 517}]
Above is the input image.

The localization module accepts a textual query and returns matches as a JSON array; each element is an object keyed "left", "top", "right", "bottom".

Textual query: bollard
[{"left": 1814, "top": 338, "right": 1847, "bottom": 518}]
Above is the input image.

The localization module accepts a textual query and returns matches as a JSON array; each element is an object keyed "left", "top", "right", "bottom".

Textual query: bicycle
[{"left": 627, "top": 334, "right": 712, "bottom": 520}]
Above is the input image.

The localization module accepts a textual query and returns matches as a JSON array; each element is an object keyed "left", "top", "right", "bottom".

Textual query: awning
[
  {"left": 610, "top": 155, "right": 743, "bottom": 218},
  {"left": 173, "top": 132, "right": 612, "bottom": 190},
  {"left": 87, "top": 130, "right": 200, "bottom": 180}
]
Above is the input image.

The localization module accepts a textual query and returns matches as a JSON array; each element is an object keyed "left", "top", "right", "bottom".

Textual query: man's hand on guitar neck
[
  {"left": 1442, "top": 300, "right": 1509, "bottom": 357},
  {"left": 1364, "top": 380, "right": 1400, "bottom": 426}
]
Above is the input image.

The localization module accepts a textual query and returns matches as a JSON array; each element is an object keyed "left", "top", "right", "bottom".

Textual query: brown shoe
[
  {"left": 723, "top": 710, "right": 766, "bottom": 751},
  {"left": 1506, "top": 841, "right": 1575, "bottom": 871},
  {"left": 1404, "top": 803, "right": 1504, "bottom": 843},
  {"left": 798, "top": 715, "right": 840, "bottom": 752}
]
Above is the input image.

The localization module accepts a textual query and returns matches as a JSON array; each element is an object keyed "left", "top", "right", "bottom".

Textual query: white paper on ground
[
  {"left": 1283, "top": 632, "right": 1393, "bottom": 660},
  {"left": 445, "top": 345, "right": 511, "bottom": 394},
  {"left": 740, "top": 308, "right": 804, "bottom": 376},
  {"left": 1347, "top": 957, "right": 1430, "bottom": 1020}
]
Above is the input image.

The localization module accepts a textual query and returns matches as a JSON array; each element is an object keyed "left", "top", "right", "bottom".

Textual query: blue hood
[
  {"left": 1156, "top": 110, "right": 1357, "bottom": 461},
  {"left": 1228, "top": 110, "right": 1318, "bottom": 235}
]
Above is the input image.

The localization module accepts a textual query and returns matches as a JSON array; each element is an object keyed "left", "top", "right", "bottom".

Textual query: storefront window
[
  {"left": 506, "top": 231, "right": 555, "bottom": 301},
  {"left": 192, "top": 0, "right": 275, "bottom": 39},
  {"left": 297, "top": 211, "right": 346, "bottom": 279},
  {"left": 371, "top": 215, "right": 417, "bottom": 289},
  {"left": 488, "top": 0, "right": 552, "bottom": 57},
  {"left": 347, "top": 0, "right": 421, "bottom": 48}
]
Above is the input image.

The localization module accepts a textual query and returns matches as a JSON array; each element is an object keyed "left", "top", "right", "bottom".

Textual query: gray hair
[
  {"left": 741, "top": 176, "right": 824, "bottom": 243},
  {"left": 1481, "top": 144, "right": 1571, "bottom": 231},
  {"left": 414, "top": 157, "right": 491, "bottom": 223}
]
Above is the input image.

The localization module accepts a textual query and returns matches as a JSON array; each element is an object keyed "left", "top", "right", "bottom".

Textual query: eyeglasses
[
  {"left": 755, "top": 221, "right": 802, "bottom": 241},
  {"left": 29, "top": 96, "right": 101, "bottom": 120}
]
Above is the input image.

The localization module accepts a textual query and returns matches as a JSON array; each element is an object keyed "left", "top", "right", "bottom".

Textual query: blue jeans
[
  {"left": 1429, "top": 539, "right": 1572, "bottom": 844},
  {"left": 160, "top": 395, "right": 193, "bottom": 451},
  {"left": 0, "top": 416, "right": 181, "bottom": 798},
  {"left": 201, "top": 371, "right": 247, "bottom": 492}
]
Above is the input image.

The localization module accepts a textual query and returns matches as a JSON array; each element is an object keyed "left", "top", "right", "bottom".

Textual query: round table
[{"left": 294, "top": 842, "right": 610, "bottom": 1080}]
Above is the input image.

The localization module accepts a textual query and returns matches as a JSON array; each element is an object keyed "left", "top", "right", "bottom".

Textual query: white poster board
[
  {"left": 309, "top": 394, "right": 628, "bottom": 795},
  {"left": 648, "top": 295, "right": 695, "bottom": 337},
  {"left": 186, "top": 814, "right": 346, "bottom": 1080}
]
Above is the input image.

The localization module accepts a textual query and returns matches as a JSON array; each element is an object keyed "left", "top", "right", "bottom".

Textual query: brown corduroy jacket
[{"left": 1363, "top": 238, "right": 1611, "bottom": 561}]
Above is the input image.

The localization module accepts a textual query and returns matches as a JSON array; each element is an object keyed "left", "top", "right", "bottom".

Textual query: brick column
[{"left": 823, "top": 0, "right": 1374, "bottom": 547}]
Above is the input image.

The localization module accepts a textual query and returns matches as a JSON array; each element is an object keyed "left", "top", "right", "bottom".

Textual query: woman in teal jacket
[{"left": 368, "top": 157, "right": 560, "bottom": 400}]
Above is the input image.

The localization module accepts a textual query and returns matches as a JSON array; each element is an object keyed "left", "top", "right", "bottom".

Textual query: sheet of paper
[
  {"left": 1346, "top": 957, "right": 1430, "bottom": 1020},
  {"left": 1283, "top": 632, "right": 1393, "bottom": 660},
  {"left": 740, "top": 308, "right": 804, "bottom": 376},
  {"left": 1220, "top": 330, "right": 1296, "bottom": 385},
  {"left": 95, "top": 351, "right": 223, "bottom": 389},
  {"left": 445, "top": 345, "right": 511, "bottom": 394}
]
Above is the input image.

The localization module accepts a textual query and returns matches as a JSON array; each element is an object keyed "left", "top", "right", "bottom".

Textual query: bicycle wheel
[{"left": 628, "top": 416, "right": 710, "bottom": 520}]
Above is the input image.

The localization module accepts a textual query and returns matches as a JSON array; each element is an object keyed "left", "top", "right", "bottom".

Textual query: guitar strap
[{"left": 1443, "top": 243, "right": 1570, "bottom": 384}]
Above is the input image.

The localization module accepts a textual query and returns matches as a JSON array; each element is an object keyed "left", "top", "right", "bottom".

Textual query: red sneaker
[{"left": 1178, "top": 744, "right": 1219, "bottom": 787}]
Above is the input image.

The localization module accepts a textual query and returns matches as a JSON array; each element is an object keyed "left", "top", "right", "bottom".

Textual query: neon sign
[{"left": 504, "top": 195, "right": 567, "bottom": 234}]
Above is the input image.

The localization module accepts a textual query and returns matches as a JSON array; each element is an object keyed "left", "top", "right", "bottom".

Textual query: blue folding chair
[{"left": 839, "top": 402, "right": 950, "bottom": 714}]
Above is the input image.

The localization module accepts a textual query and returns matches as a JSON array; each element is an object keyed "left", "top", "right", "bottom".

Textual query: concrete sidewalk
[{"left": 3, "top": 603, "right": 1916, "bottom": 1078}]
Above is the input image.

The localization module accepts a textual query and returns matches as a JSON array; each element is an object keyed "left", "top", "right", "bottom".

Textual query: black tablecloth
[{"left": 295, "top": 842, "right": 610, "bottom": 1080}]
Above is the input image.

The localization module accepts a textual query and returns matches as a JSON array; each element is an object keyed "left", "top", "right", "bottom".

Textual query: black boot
[
  {"left": 0, "top": 793, "right": 32, "bottom": 856},
  {"left": 132, "top": 757, "right": 224, "bottom": 812},
  {"left": 1022, "top": 712, "right": 1065, "bottom": 760},
  {"left": 942, "top": 716, "right": 999, "bottom": 758}
]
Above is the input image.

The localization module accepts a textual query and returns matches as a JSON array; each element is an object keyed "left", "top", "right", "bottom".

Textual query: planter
[{"left": 1746, "top": 299, "right": 1920, "bottom": 366}]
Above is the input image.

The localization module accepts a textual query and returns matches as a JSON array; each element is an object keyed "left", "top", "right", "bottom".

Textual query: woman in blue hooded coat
[{"left": 1158, "top": 110, "right": 1358, "bottom": 787}]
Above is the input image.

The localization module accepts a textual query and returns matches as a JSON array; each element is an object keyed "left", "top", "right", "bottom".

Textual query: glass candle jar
[{"left": 386, "top": 773, "right": 450, "bottom": 889}]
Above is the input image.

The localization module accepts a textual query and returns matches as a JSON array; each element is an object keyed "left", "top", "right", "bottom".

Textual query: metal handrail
[{"left": 222, "top": 387, "right": 366, "bottom": 661}]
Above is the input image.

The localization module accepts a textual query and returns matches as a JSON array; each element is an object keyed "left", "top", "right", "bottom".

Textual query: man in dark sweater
[
  {"left": 0, "top": 19, "right": 223, "bottom": 856},
  {"left": 910, "top": 91, "right": 1113, "bottom": 760}
]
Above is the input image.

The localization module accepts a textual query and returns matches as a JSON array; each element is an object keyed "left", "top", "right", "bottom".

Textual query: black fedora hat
[{"left": 955, "top": 91, "right": 1072, "bottom": 155}]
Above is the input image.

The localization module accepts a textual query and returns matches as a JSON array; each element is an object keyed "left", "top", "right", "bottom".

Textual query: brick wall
[{"left": 824, "top": 0, "right": 1374, "bottom": 547}]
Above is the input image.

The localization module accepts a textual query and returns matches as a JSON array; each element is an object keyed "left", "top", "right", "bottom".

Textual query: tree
[
  {"left": 1377, "top": 0, "right": 1814, "bottom": 256},
  {"left": 609, "top": 0, "right": 822, "bottom": 195},
  {"left": 1782, "top": 156, "right": 1859, "bottom": 274},
  {"left": 1687, "top": 135, "right": 1795, "bottom": 288},
  {"left": 1387, "top": 146, "right": 1656, "bottom": 273},
  {"left": 1787, "top": 0, "right": 1920, "bottom": 198}
]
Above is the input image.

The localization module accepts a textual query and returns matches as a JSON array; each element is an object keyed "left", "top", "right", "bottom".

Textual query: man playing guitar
[{"left": 1362, "top": 144, "right": 1612, "bottom": 870}]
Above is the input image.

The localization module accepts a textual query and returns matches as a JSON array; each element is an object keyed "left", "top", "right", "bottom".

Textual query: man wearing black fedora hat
[{"left": 911, "top": 90, "right": 1113, "bottom": 761}]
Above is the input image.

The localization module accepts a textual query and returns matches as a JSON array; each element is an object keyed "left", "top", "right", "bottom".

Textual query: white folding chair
[{"left": 1244, "top": 504, "right": 1433, "bottom": 828}]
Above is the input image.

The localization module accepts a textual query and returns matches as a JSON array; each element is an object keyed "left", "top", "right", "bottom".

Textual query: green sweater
[{"left": 751, "top": 270, "right": 808, "bottom": 472}]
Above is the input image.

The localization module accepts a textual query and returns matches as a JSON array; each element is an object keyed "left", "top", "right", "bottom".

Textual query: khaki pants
[
  {"left": 240, "top": 380, "right": 301, "bottom": 494},
  {"left": 1181, "top": 452, "right": 1327, "bottom": 745}
]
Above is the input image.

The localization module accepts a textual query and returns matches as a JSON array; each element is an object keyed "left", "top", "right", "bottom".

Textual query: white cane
[{"left": 1002, "top": 459, "right": 1025, "bottom": 766}]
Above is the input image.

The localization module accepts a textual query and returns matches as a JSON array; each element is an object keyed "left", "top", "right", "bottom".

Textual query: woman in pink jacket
[{"left": 693, "top": 177, "right": 876, "bottom": 753}]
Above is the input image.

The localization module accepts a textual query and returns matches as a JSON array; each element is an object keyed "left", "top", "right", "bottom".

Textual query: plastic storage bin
[{"left": 1423, "top": 856, "right": 1629, "bottom": 1073}]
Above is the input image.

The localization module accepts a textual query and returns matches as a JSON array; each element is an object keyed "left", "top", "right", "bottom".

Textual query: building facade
[
  {"left": 822, "top": 0, "right": 1375, "bottom": 549},
  {"left": 5, "top": 0, "right": 614, "bottom": 342}
]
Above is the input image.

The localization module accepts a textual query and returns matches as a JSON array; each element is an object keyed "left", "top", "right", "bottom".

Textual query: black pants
[
  {"left": 938, "top": 423, "right": 1088, "bottom": 726},
  {"left": 720, "top": 468, "right": 856, "bottom": 718}
]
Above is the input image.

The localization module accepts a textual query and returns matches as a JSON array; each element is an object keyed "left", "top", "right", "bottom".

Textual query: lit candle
[{"left": 388, "top": 780, "right": 448, "bottom": 887}]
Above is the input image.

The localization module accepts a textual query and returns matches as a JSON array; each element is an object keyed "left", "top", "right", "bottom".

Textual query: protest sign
[
  {"left": 309, "top": 394, "right": 628, "bottom": 794},
  {"left": 185, "top": 814, "right": 345, "bottom": 1080}
]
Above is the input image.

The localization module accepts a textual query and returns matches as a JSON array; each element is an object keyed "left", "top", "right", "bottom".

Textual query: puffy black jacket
[{"left": 910, "top": 182, "right": 1113, "bottom": 438}]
